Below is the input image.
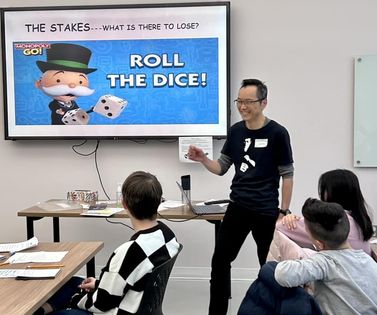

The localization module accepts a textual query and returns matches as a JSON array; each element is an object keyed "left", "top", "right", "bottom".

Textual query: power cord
[
  {"left": 157, "top": 212, "right": 200, "bottom": 222},
  {"left": 71, "top": 138, "right": 178, "bottom": 200},
  {"left": 71, "top": 139, "right": 110, "bottom": 200},
  {"left": 72, "top": 139, "right": 94, "bottom": 156},
  {"left": 105, "top": 218, "right": 134, "bottom": 230},
  {"left": 94, "top": 140, "right": 110, "bottom": 200}
]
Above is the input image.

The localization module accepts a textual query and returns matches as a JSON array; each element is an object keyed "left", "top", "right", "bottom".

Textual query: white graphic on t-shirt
[
  {"left": 240, "top": 138, "right": 256, "bottom": 172},
  {"left": 244, "top": 138, "right": 251, "bottom": 152},
  {"left": 244, "top": 155, "right": 256, "bottom": 167},
  {"left": 240, "top": 162, "right": 249, "bottom": 172}
]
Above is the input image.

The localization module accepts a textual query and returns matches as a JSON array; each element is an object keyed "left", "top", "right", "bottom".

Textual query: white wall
[{"left": 1, "top": 0, "right": 377, "bottom": 277}]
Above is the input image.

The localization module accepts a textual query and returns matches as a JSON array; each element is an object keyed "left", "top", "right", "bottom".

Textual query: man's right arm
[{"left": 187, "top": 145, "right": 226, "bottom": 175}]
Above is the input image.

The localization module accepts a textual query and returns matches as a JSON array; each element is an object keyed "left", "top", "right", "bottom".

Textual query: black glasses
[{"left": 233, "top": 99, "right": 264, "bottom": 106}]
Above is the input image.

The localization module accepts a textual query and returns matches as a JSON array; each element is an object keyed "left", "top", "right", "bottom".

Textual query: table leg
[
  {"left": 26, "top": 217, "right": 43, "bottom": 239},
  {"left": 53, "top": 217, "right": 60, "bottom": 242},
  {"left": 87, "top": 257, "right": 96, "bottom": 277},
  {"left": 26, "top": 217, "right": 35, "bottom": 239}
]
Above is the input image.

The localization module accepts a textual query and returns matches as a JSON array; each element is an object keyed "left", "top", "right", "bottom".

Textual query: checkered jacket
[{"left": 71, "top": 221, "right": 179, "bottom": 314}]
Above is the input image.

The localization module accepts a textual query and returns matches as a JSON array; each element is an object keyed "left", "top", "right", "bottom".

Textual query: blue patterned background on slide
[{"left": 13, "top": 38, "right": 219, "bottom": 125}]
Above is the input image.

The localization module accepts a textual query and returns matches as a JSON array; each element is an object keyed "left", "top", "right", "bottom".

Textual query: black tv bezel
[{"left": 1, "top": 2, "right": 230, "bottom": 141}]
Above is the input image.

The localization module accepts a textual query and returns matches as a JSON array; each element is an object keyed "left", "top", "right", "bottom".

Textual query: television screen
[{"left": 1, "top": 2, "right": 230, "bottom": 140}]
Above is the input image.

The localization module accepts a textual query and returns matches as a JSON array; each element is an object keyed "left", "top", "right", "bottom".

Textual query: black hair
[
  {"left": 121, "top": 171, "right": 162, "bottom": 220},
  {"left": 302, "top": 198, "right": 350, "bottom": 249},
  {"left": 318, "top": 169, "right": 373, "bottom": 241},
  {"left": 240, "top": 79, "right": 268, "bottom": 100}
]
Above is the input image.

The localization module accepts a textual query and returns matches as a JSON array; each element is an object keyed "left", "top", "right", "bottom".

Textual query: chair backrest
[
  {"left": 371, "top": 245, "right": 377, "bottom": 263},
  {"left": 136, "top": 244, "right": 183, "bottom": 315}
]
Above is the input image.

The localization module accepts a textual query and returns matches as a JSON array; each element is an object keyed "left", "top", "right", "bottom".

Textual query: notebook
[
  {"left": 176, "top": 181, "right": 227, "bottom": 215},
  {"left": 0, "top": 268, "right": 60, "bottom": 279}
]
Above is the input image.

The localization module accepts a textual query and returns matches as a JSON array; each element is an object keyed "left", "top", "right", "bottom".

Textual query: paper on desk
[
  {"left": 80, "top": 207, "right": 123, "bottom": 217},
  {"left": 158, "top": 200, "right": 185, "bottom": 211},
  {"left": 371, "top": 238, "right": 377, "bottom": 244},
  {"left": 0, "top": 237, "right": 38, "bottom": 253},
  {"left": 7, "top": 251, "right": 68, "bottom": 264},
  {"left": 0, "top": 268, "right": 60, "bottom": 278}
]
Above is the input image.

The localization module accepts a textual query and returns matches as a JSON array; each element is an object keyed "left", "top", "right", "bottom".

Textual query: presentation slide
[{"left": 2, "top": 3, "right": 229, "bottom": 139}]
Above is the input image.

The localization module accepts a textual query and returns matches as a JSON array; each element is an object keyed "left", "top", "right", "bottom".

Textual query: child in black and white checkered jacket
[{"left": 36, "top": 171, "right": 180, "bottom": 315}]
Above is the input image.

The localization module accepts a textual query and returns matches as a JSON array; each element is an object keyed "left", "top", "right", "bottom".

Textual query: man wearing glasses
[{"left": 188, "top": 78, "right": 294, "bottom": 315}]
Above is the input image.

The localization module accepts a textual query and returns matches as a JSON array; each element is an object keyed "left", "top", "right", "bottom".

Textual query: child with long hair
[{"left": 277, "top": 169, "right": 373, "bottom": 255}]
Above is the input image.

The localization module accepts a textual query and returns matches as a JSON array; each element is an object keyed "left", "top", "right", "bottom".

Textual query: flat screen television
[{"left": 1, "top": 2, "right": 230, "bottom": 140}]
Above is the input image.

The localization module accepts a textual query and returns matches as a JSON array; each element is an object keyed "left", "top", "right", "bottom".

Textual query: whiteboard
[{"left": 354, "top": 55, "right": 377, "bottom": 167}]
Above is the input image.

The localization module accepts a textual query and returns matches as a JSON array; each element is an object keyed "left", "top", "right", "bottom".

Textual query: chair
[
  {"left": 136, "top": 244, "right": 183, "bottom": 315},
  {"left": 372, "top": 246, "right": 377, "bottom": 263}
]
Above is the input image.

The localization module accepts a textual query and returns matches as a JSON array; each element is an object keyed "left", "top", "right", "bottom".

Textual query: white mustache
[{"left": 41, "top": 85, "right": 95, "bottom": 97}]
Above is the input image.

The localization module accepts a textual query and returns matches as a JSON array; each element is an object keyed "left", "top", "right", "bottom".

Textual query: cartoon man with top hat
[{"left": 35, "top": 43, "right": 97, "bottom": 125}]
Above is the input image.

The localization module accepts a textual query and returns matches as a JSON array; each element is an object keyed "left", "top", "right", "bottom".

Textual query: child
[
  {"left": 36, "top": 171, "right": 180, "bottom": 315},
  {"left": 275, "top": 198, "right": 377, "bottom": 314},
  {"left": 276, "top": 169, "right": 373, "bottom": 256}
]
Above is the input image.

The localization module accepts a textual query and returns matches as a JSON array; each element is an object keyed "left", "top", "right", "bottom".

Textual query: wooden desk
[
  {"left": 18, "top": 200, "right": 225, "bottom": 242},
  {"left": 17, "top": 201, "right": 229, "bottom": 298},
  {"left": 0, "top": 242, "right": 103, "bottom": 315}
]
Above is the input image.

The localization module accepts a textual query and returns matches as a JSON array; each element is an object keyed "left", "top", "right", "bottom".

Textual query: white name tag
[{"left": 255, "top": 139, "right": 268, "bottom": 148}]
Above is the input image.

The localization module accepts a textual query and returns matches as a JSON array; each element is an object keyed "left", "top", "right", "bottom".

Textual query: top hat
[{"left": 36, "top": 43, "right": 97, "bottom": 74}]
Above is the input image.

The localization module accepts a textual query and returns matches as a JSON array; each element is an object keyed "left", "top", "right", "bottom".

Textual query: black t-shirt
[{"left": 221, "top": 120, "right": 293, "bottom": 214}]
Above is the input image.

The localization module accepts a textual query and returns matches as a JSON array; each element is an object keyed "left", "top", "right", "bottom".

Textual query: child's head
[
  {"left": 302, "top": 198, "right": 350, "bottom": 250},
  {"left": 318, "top": 169, "right": 364, "bottom": 211},
  {"left": 121, "top": 171, "right": 162, "bottom": 220},
  {"left": 318, "top": 169, "right": 373, "bottom": 242}
]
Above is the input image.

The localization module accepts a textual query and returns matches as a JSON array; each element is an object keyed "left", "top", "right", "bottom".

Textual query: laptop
[{"left": 176, "top": 181, "right": 227, "bottom": 215}]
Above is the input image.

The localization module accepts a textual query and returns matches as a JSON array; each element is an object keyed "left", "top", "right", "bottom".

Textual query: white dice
[
  {"left": 93, "top": 95, "right": 128, "bottom": 119},
  {"left": 62, "top": 109, "right": 90, "bottom": 125}
]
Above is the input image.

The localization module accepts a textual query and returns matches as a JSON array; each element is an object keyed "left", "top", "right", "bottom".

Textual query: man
[
  {"left": 35, "top": 43, "right": 96, "bottom": 124},
  {"left": 35, "top": 171, "right": 180, "bottom": 315},
  {"left": 188, "top": 78, "right": 294, "bottom": 315}
]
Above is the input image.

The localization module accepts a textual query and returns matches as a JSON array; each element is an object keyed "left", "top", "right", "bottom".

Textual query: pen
[
  {"left": 26, "top": 264, "right": 64, "bottom": 269},
  {"left": 0, "top": 252, "right": 15, "bottom": 266}
]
